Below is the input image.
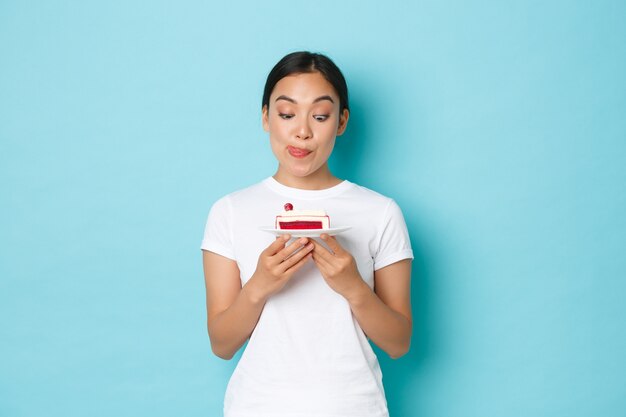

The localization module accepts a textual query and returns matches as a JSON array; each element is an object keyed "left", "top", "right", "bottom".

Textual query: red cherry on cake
[{"left": 284, "top": 203, "right": 293, "bottom": 211}]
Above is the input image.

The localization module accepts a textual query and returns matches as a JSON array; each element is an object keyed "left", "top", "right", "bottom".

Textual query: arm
[
  {"left": 311, "top": 235, "right": 412, "bottom": 359},
  {"left": 202, "top": 250, "right": 264, "bottom": 360},
  {"left": 203, "top": 235, "right": 314, "bottom": 360},
  {"left": 348, "top": 259, "right": 412, "bottom": 359}
]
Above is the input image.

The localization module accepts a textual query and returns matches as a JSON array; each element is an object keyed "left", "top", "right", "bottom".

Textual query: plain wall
[{"left": 1, "top": 1, "right": 625, "bottom": 416}]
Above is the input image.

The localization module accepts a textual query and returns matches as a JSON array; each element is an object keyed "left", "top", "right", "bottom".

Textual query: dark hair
[{"left": 262, "top": 51, "right": 349, "bottom": 112}]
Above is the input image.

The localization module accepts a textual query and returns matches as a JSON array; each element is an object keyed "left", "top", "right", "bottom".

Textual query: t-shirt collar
[{"left": 263, "top": 176, "right": 354, "bottom": 200}]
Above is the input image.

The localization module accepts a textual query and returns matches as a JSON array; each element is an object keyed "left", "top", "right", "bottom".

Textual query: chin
[
  {"left": 288, "top": 168, "right": 315, "bottom": 178},
  {"left": 282, "top": 163, "right": 320, "bottom": 179}
]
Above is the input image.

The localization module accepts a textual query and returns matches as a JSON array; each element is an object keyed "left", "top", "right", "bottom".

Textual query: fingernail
[
  {"left": 299, "top": 238, "right": 308, "bottom": 245},
  {"left": 283, "top": 234, "right": 290, "bottom": 241}
]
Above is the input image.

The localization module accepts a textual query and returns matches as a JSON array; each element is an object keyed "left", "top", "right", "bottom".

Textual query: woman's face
[{"left": 262, "top": 72, "right": 349, "bottom": 185}]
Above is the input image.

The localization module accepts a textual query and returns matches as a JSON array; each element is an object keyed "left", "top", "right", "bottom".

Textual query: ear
[
  {"left": 336, "top": 108, "right": 350, "bottom": 136},
  {"left": 262, "top": 105, "right": 269, "bottom": 132}
]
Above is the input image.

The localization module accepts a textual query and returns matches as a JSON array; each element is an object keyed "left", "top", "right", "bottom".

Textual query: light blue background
[{"left": 1, "top": 1, "right": 625, "bottom": 416}]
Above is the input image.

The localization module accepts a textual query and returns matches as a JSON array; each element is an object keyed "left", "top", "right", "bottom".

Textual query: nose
[{"left": 295, "top": 118, "right": 313, "bottom": 140}]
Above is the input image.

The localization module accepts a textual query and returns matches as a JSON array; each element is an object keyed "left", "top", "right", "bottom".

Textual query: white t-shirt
[{"left": 201, "top": 177, "right": 413, "bottom": 417}]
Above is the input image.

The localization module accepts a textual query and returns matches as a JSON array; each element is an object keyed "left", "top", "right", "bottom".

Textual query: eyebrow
[{"left": 275, "top": 95, "right": 335, "bottom": 104}]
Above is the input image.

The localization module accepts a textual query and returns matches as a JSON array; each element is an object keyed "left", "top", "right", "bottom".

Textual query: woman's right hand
[{"left": 245, "top": 234, "right": 314, "bottom": 303}]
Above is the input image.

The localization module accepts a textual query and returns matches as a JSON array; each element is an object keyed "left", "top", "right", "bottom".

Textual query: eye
[
  {"left": 313, "top": 114, "right": 329, "bottom": 122},
  {"left": 279, "top": 113, "right": 294, "bottom": 120}
]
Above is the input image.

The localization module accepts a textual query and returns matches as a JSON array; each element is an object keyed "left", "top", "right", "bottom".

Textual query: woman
[{"left": 201, "top": 51, "right": 413, "bottom": 417}]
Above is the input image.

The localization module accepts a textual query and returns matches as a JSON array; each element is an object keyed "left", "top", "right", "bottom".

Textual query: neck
[{"left": 273, "top": 165, "right": 342, "bottom": 190}]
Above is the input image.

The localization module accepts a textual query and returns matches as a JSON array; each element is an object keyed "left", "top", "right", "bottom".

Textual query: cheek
[
  {"left": 267, "top": 126, "right": 286, "bottom": 144},
  {"left": 269, "top": 135, "right": 284, "bottom": 154},
  {"left": 317, "top": 137, "right": 336, "bottom": 156},
  {"left": 317, "top": 125, "right": 338, "bottom": 147}
]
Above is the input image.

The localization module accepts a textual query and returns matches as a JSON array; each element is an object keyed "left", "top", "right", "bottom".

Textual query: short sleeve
[
  {"left": 200, "top": 196, "right": 236, "bottom": 260},
  {"left": 373, "top": 199, "right": 414, "bottom": 270}
]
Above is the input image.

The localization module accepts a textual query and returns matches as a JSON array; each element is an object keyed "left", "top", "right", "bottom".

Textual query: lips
[{"left": 287, "top": 146, "right": 312, "bottom": 158}]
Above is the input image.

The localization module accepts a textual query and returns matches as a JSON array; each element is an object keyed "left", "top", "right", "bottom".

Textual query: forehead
[{"left": 271, "top": 72, "right": 339, "bottom": 104}]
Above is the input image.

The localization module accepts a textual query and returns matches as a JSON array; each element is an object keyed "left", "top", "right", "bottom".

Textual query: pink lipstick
[{"left": 287, "top": 146, "right": 312, "bottom": 158}]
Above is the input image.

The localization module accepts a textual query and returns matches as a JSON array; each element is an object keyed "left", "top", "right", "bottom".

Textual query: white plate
[{"left": 259, "top": 226, "right": 352, "bottom": 238}]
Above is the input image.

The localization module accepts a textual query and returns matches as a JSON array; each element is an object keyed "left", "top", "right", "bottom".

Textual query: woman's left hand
[{"left": 311, "top": 234, "right": 367, "bottom": 300}]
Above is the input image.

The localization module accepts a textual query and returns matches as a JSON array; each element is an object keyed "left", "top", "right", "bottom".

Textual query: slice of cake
[{"left": 275, "top": 203, "right": 330, "bottom": 230}]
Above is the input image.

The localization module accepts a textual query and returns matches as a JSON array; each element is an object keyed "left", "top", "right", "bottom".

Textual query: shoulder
[
  {"left": 341, "top": 182, "right": 410, "bottom": 235},
  {"left": 344, "top": 181, "right": 398, "bottom": 211},
  {"left": 210, "top": 179, "right": 271, "bottom": 208}
]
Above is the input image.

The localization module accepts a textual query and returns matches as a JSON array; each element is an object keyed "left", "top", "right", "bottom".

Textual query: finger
[
  {"left": 311, "top": 248, "right": 333, "bottom": 272},
  {"left": 282, "top": 242, "right": 314, "bottom": 271},
  {"left": 311, "top": 239, "right": 336, "bottom": 263},
  {"left": 263, "top": 234, "right": 291, "bottom": 256},
  {"left": 320, "top": 234, "right": 345, "bottom": 255},
  {"left": 311, "top": 242, "right": 336, "bottom": 272},
  {"left": 275, "top": 237, "right": 310, "bottom": 262},
  {"left": 284, "top": 251, "right": 313, "bottom": 275}
]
